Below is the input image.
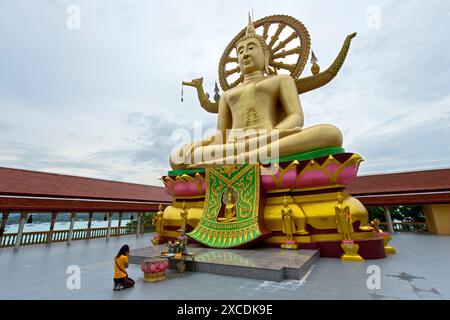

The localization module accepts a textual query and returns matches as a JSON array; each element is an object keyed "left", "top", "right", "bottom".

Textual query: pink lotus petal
[
  {"left": 282, "top": 169, "right": 297, "bottom": 189},
  {"left": 296, "top": 170, "right": 330, "bottom": 188},
  {"left": 336, "top": 166, "right": 358, "bottom": 185},
  {"left": 326, "top": 163, "right": 340, "bottom": 175}
]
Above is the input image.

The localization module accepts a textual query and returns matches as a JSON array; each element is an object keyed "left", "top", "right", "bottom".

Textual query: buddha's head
[
  {"left": 236, "top": 16, "right": 271, "bottom": 75},
  {"left": 283, "top": 196, "right": 288, "bottom": 206},
  {"left": 337, "top": 193, "right": 343, "bottom": 203},
  {"left": 227, "top": 191, "right": 233, "bottom": 202}
]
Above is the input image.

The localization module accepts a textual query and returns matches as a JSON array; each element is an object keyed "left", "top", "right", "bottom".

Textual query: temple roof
[
  {"left": 0, "top": 167, "right": 171, "bottom": 203},
  {"left": 347, "top": 168, "right": 450, "bottom": 195},
  {"left": 346, "top": 168, "right": 450, "bottom": 205}
]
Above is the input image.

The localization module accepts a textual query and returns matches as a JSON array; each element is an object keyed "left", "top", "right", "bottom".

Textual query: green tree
[
  {"left": 126, "top": 212, "right": 156, "bottom": 232},
  {"left": 367, "top": 205, "right": 425, "bottom": 222},
  {"left": 391, "top": 206, "right": 425, "bottom": 222}
]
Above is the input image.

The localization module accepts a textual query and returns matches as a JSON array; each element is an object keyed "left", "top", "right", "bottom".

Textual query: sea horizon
[{"left": 3, "top": 219, "right": 132, "bottom": 234}]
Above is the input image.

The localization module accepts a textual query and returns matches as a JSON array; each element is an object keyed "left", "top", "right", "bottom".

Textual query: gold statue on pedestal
[
  {"left": 336, "top": 192, "right": 364, "bottom": 262},
  {"left": 281, "top": 197, "right": 298, "bottom": 250},
  {"left": 218, "top": 189, "right": 237, "bottom": 223},
  {"left": 179, "top": 201, "right": 188, "bottom": 235},
  {"left": 151, "top": 204, "right": 165, "bottom": 245},
  {"left": 171, "top": 15, "right": 356, "bottom": 170},
  {"left": 335, "top": 192, "right": 354, "bottom": 241}
]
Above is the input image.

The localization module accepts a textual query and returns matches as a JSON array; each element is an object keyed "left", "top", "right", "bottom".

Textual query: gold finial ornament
[
  {"left": 310, "top": 50, "right": 320, "bottom": 75},
  {"left": 246, "top": 12, "right": 256, "bottom": 36}
]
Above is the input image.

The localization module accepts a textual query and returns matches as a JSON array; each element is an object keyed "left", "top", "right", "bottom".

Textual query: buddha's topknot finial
[{"left": 246, "top": 12, "right": 256, "bottom": 37}]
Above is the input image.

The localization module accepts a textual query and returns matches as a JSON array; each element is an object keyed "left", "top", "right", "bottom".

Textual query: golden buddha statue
[
  {"left": 153, "top": 204, "right": 165, "bottom": 236},
  {"left": 281, "top": 197, "right": 297, "bottom": 241},
  {"left": 218, "top": 190, "right": 237, "bottom": 223},
  {"left": 335, "top": 192, "right": 354, "bottom": 240},
  {"left": 170, "top": 16, "right": 343, "bottom": 170},
  {"left": 179, "top": 201, "right": 188, "bottom": 234}
]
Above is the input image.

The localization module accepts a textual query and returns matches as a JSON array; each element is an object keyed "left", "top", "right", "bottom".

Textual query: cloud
[
  {"left": 349, "top": 95, "right": 450, "bottom": 174},
  {"left": 0, "top": 122, "right": 10, "bottom": 131}
]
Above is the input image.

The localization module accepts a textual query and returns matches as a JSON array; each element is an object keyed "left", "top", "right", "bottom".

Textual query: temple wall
[{"left": 424, "top": 204, "right": 450, "bottom": 235}]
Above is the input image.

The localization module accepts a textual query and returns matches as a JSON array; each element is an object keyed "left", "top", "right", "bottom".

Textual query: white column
[
  {"left": 118, "top": 212, "right": 123, "bottom": 236},
  {"left": 0, "top": 211, "right": 9, "bottom": 245},
  {"left": 87, "top": 212, "right": 93, "bottom": 239},
  {"left": 47, "top": 212, "right": 57, "bottom": 244},
  {"left": 136, "top": 212, "right": 141, "bottom": 236},
  {"left": 67, "top": 212, "right": 76, "bottom": 245},
  {"left": 14, "top": 212, "right": 28, "bottom": 250},
  {"left": 106, "top": 212, "right": 113, "bottom": 238},
  {"left": 118, "top": 212, "right": 123, "bottom": 228},
  {"left": 384, "top": 206, "right": 395, "bottom": 234}
]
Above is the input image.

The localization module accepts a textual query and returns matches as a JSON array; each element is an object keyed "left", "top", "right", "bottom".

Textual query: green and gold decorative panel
[{"left": 187, "top": 163, "right": 266, "bottom": 248}]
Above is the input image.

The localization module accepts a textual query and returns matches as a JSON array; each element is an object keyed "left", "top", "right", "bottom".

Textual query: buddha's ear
[{"left": 264, "top": 52, "right": 271, "bottom": 75}]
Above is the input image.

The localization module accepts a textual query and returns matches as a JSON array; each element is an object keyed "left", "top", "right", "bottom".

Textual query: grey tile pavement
[{"left": 0, "top": 233, "right": 449, "bottom": 299}]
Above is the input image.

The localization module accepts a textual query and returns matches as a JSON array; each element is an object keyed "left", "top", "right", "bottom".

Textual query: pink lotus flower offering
[
  {"left": 141, "top": 258, "right": 168, "bottom": 274},
  {"left": 285, "top": 240, "right": 296, "bottom": 244},
  {"left": 342, "top": 240, "right": 354, "bottom": 244}
]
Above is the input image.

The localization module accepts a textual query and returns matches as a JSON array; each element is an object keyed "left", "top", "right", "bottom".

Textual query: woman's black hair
[{"left": 116, "top": 244, "right": 130, "bottom": 258}]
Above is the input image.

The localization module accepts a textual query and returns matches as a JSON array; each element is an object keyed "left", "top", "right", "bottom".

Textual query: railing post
[
  {"left": 47, "top": 212, "right": 57, "bottom": 244},
  {"left": 136, "top": 212, "right": 141, "bottom": 237},
  {"left": 118, "top": 212, "right": 123, "bottom": 235},
  {"left": 106, "top": 212, "right": 113, "bottom": 239},
  {"left": 384, "top": 206, "right": 395, "bottom": 234},
  {"left": 118, "top": 212, "right": 123, "bottom": 228},
  {"left": 15, "top": 212, "right": 28, "bottom": 250},
  {"left": 0, "top": 211, "right": 9, "bottom": 246},
  {"left": 87, "top": 212, "right": 93, "bottom": 239},
  {"left": 67, "top": 212, "right": 76, "bottom": 245}
]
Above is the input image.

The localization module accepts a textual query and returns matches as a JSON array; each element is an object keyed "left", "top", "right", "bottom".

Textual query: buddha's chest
[{"left": 227, "top": 80, "right": 277, "bottom": 116}]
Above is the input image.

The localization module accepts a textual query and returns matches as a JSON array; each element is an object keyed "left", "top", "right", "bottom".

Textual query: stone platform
[{"left": 129, "top": 244, "right": 319, "bottom": 282}]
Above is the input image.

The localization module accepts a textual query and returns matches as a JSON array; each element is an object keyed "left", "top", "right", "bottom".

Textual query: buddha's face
[{"left": 237, "top": 38, "right": 266, "bottom": 74}]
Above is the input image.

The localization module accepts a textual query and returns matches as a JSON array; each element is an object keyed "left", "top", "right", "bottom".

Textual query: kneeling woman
[{"left": 113, "top": 244, "right": 135, "bottom": 291}]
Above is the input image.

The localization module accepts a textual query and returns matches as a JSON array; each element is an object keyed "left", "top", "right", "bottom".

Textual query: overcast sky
[{"left": 1, "top": 0, "right": 449, "bottom": 186}]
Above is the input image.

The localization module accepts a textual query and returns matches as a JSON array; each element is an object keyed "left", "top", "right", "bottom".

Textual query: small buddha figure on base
[
  {"left": 179, "top": 201, "right": 188, "bottom": 236},
  {"left": 151, "top": 204, "right": 165, "bottom": 245},
  {"left": 281, "top": 196, "right": 298, "bottom": 250},
  {"left": 335, "top": 192, "right": 354, "bottom": 241},
  {"left": 218, "top": 189, "right": 237, "bottom": 223}
]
